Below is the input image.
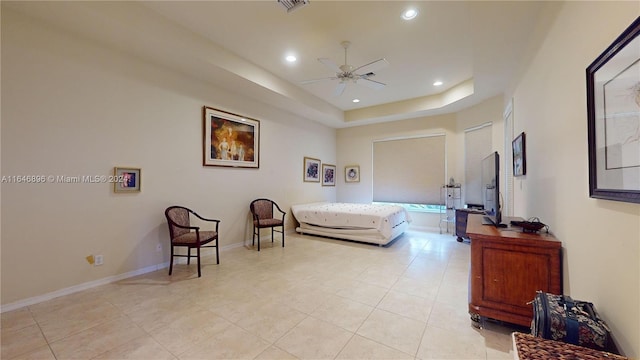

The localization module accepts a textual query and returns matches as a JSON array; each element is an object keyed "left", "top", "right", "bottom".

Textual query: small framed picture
[
  {"left": 512, "top": 132, "right": 526, "bottom": 177},
  {"left": 114, "top": 167, "right": 141, "bottom": 193},
  {"left": 345, "top": 165, "right": 360, "bottom": 183},
  {"left": 322, "top": 164, "right": 336, "bottom": 186},
  {"left": 303, "top": 157, "right": 321, "bottom": 182}
]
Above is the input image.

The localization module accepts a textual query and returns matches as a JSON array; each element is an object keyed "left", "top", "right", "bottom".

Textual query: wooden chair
[
  {"left": 165, "top": 206, "right": 220, "bottom": 277},
  {"left": 250, "top": 199, "right": 285, "bottom": 251}
]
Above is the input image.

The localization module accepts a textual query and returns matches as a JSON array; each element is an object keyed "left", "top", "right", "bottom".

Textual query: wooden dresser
[{"left": 467, "top": 214, "right": 562, "bottom": 327}]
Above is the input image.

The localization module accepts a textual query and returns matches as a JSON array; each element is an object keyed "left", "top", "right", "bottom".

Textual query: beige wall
[
  {"left": 336, "top": 96, "right": 504, "bottom": 230},
  {"left": 507, "top": 2, "right": 639, "bottom": 356},
  {"left": 1, "top": 9, "right": 336, "bottom": 306}
]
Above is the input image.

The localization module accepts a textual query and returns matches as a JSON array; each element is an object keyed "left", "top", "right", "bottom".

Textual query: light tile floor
[{"left": 1, "top": 230, "right": 525, "bottom": 359}]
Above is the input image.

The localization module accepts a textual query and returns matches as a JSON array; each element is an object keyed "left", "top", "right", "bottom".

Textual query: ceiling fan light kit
[{"left": 301, "top": 40, "right": 389, "bottom": 97}]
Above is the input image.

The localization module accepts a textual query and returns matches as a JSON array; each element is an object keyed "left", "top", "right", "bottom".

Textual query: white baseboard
[
  {"left": 0, "top": 241, "right": 244, "bottom": 313},
  {"left": 0, "top": 263, "right": 167, "bottom": 313}
]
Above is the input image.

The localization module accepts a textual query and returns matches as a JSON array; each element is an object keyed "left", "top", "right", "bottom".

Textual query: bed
[{"left": 291, "top": 202, "right": 411, "bottom": 246}]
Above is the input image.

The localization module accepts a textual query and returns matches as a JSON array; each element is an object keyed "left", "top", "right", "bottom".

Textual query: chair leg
[
  {"left": 169, "top": 245, "right": 174, "bottom": 275},
  {"left": 197, "top": 246, "right": 201, "bottom": 277},
  {"left": 215, "top": 239, "right": 220, "bottom": 264},
  {"left": 253, "top": 225, "right": 262, "bottom": 251},
  {"left": 271, "top": 227, "right": 274, "bottom": 243},
  {"left": 187, "top": 247, "right": 191, "bottom": 264},
  {"left": 282, "top": 225, "right": 285, "bottom": 247}
]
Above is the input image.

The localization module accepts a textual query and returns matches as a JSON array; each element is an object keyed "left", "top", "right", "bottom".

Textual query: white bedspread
[{"left": 291, "top": 202, "right": 411, "bottom": 240}]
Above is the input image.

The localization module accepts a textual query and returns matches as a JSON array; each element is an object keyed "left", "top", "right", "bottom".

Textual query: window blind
[
  {"left": 373, "top": 134, "right": 445, "bottom": 204},
  {"left": 465, "top": 123, "right": 492, "bottom": 206}
]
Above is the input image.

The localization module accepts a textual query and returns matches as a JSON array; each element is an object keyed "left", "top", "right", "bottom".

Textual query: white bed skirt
[{"left": 295, "top": 221, "right": 409, "bottom": 245}]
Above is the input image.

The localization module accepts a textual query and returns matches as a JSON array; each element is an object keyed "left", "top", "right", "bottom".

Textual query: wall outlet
[
  {"left": 156, "top": 243, "right": 162, "bottom": 252},
  {"left": 94, "top": 254, "right": 104, "bottom": 266}
]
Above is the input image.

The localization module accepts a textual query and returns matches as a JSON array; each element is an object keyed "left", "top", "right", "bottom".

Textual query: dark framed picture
[
  {"left": 345, "top": 165, "right": 360, "bottom": 183},
  {"left": 587, "top": 17, "right": 640, "bottom": 203},
  {"left": 203, "top": 106, "right": 259, "bottom": 168},
  {"left": 322, "top": 164, "right": 336, "bottom": 186},
  {"left": 303, "top": 157, "right": 321, "bottom": 182},
  {"left": 113, "top": 167, "right": 141, "bottom": 193},
  {"left": 512, "top": 132, "right": 526, "bottom": 177}
]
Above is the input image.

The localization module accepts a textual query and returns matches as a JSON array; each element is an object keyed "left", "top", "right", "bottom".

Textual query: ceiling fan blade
[
  {"left": 300, "top": 77, "right": 336, "bottom": 85},
  {"left": 333, "top": 82, "right": 347, "bottom": 97},
  {"left": 318, "top": 58, "right": 342, "bottom": 73},
  {"left": 353, "top": 58, "right": 389, "bottom": 74},
  {"left": 357, "top": 78, "right": 386, "bottom": 90}
]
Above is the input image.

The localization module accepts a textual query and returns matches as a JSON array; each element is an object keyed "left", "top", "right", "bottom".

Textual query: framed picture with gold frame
[
  {"left": 303, "top": 157, "right": 320, "bottom": 182},
  {"left": 113, "top": 167, "right": 141, "bottom": 193},
  {"left": 322, "top": 164, "right": 336, "bottom": 186},
  {"left": 345, "top": 165, "right": 360, "bottom": 183}
]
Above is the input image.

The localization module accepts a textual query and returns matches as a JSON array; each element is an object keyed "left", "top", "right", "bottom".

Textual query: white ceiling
[{"left": 4, "top": 1, "right": 552, "bottom": 128}]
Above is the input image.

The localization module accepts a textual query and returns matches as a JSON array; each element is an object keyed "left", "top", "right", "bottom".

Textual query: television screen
[{"left": 481, "top": 151, "right": 502, "bottom": 226}]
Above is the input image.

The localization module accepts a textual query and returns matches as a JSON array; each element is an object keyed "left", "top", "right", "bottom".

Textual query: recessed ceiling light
[
  {"left": 285, "top": 55, "right": 297, "bottom": 63},
  {"left": 433, "top": 81, "right": 443, "bottom": 86},
  {"left": 352, "top": 99, "right": 360, "bottom": 103},
  {"left": 402, "top": 8, "right": 418, "bottom": 20}
]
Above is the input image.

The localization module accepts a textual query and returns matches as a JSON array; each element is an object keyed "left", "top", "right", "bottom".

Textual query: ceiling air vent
[{"left": 277, "top": 0, "right": 309, "bottom": 13}]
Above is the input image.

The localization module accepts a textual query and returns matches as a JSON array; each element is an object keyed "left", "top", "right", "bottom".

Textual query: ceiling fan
[{"left": 301, "top": 41, "right": 389, "bottom": 96}]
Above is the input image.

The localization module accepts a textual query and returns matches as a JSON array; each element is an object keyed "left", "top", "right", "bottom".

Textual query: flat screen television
[{"left": 481, "top": 151, "right": 503, "bottom": 227}]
